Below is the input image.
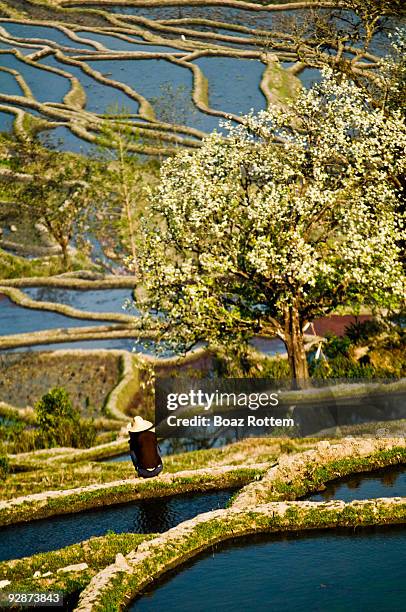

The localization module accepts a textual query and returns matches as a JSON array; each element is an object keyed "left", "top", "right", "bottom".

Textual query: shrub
[
  {"left": 0, "top": 421, "right": 42, "bottom": 454},
  {"left": 322, "top": 333, "right": 352, "bottom": 358},
  {"left": 35, "top": 387, "right": 96, "bottom": 449},
  {"left": 0, "top": 445, "right": 9, "bottom": 480},
  {"left": 256, "top": 357, "right": 291, "bottom": 382},
  {"left": 344, "top": 319, "right": 384, "bottom": 344},
  {"left": 310, "top": 354, "right": 397, "bottom": 379},
  {"left": 213, "top": 348, "right": 291, "bottom": 381},
  {"left": 35, "top": 388, "right": 77, "bottom": 432}
]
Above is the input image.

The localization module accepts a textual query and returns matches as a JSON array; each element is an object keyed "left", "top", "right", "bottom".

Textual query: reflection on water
[
  {"left": 107, "top": 5, "right": 279, "bottom": 30},
  {"left": 132, "top": 528, "right": 406, "bottom": 612},
  {"left": 0, "top": 489, "right": 235, "bottom": 561},
  {"left": 1, "top": 287, "right": 286, "bottom": 358},
  {"left": 0, "top": 111, "right": 14, "bottom": 132},
  {"left": 23, "top": 287, "right": 134, "bottom": 314},
  {"left": 307, "top": 465, "right": 406, "bottom": 502},
  {"left": 0, "top": 297, "right": 111, "bottom": 336},
  {"left": 86, "top": 57, "right": 219, "bottom": 133},
  {"left": 75, "top": 30, "right": 181, "bottom": 53},
  {"left": 38, "top": 126, "right": 99, "bottom": 155},
  {"left": 39, "top": 55, "right": 139, "bottom": 115},
  {"left": 2, "top": 22, "right": 95, "bottom": 50},
  {"left": 0, "top": 53, "right": 71, "bottom": 103},
  {"left": 104, "top": 453, "right": 131, "bottom": 463},
  {"left": 194, "top": 57, "right": 266, "bottom": 117}
]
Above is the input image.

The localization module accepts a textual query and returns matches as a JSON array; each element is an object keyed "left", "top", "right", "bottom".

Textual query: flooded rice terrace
[
  {"left": 0, "top": 4, "right": 404, "bottom": 611},
  {"left": 307, "top": 464, "right": 406, "bottom": 503},
  {"left": 0, "top": 489, "right": 235, "bottom": 561},
  {"left": 0, "top": 286, "right": 286, "bottom": 355},
  {"left": 1, "top": 464, "right": 404, "bottom": 563},
  {"left": 132, "top": 527, "right": 406, "bottom": 612},
  {"left": 0, "top": 0, "right": 394, "bottom": 151}
]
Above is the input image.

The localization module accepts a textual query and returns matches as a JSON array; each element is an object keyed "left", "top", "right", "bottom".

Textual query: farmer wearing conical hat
[{"left": 127, "top": 416, "right": 163, "bottom": 478}]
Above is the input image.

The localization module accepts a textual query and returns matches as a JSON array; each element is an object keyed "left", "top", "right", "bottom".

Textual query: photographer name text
[{"left": 166, "top": 415, "right": 295, "bottom": 428}]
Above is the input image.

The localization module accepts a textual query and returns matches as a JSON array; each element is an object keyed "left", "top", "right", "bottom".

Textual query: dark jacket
[{"left": 128, "top": 430, "right": 162, "bottom": 470}]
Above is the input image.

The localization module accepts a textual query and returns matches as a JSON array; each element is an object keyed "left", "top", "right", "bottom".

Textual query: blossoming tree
[{"left": 134, "top": 72, "right": 405, "bottom": 384}]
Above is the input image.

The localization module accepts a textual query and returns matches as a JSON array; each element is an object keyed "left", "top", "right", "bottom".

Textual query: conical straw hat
[{"left": 127, "top": 416, "right": 154, "bottom": 433}]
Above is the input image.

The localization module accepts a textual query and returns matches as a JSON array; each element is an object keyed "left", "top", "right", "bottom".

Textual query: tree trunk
[
  {"left": 60, "top": 239, "right": 70, "bottom": 271},
  {"left": 284, "top": 304, "right": 310, "bottom": 388}
]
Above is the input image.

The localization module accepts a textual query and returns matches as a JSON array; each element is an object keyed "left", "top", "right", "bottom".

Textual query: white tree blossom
[{"left": 133, "top": 70, "right": 406, "bottom": 384}]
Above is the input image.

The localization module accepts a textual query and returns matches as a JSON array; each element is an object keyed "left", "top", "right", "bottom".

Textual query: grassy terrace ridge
[
  {"left": 75, "top": 496, "right": 406, "bottom": 611},
  {"left": 1, "top": 439, "right": 312, "bottom": 501},
  {"left": 232, "top": 438, "right": 406, "bottom": 507},
  {"left": 0, "top": 286, "right": 136, "bottom": 323},
  {"left": 0, "top": 532, "right": 156, "bottom": 603},
  {"left": 60, "top": 1, "right": 339, "bottom": 10},
  {"left": 0, "top": 465, "right": 268, "bottom": 526},
  {"left": 1, "top": 437, "right": 405, "bottom": 607},
  {"left": 0, "top": 0, "right": 382, "bottom": 155},
  {"left": 0, "top": 324, "right": 159, "bottom": 350},
  {"left": 1, "top": 500, "right": 404, "bottom": 607},
  {"left": 19, "top": 436, "right": 304, "bottom": 466},
  {"left": 0, "top": 273, "right": 138, "bottom": 288},
  {"left": 2, "top": 438, "right": 405, "bottom": 526},
  {"left": 6, "top": 437, "right": 130, "bottom": 471},
  {"left": 0, "top": 437, "right": 312, "bottom": 519}
]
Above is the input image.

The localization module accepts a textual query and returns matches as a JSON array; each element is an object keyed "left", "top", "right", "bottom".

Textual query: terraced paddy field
[
  {"left": 131, "top": 527, "right": 406, "bottom": 612},
  {"left": 0, "top": 3, "right": 405, "bottom": 610},
  {"left": 0, "top": 417, "right": 405, "bottom": 609},
  {"left": 0, "top": 488, "right": 236, "bottom": 561},
  {"left": 0, "top": 0, "right": 395, "bottom": 154}
]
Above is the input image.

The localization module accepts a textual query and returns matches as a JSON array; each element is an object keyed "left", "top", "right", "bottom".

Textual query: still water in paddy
[
  {"left": 0, "top": 489, "right": 235, "bottom": 562},
  {"left": 0, "top": 297, "right": 111, "bottom": 336},
  {"left": 132, "top": 527, "right": 406, "bottom": 612},
  {"left": 0, "top": 287, "right": 286, "bottom": 357},
  {"left": 23, "top": 287, "right": 134, "bottom": 314},
  {"left": 306, "top": 464, "right": 406, "bottom": 502}
]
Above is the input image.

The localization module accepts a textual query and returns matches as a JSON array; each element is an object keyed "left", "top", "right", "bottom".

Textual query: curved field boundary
[
  {"left": 0, "top": 324, "right": 158, "bottom": 350},
  {"left": 0, "top": 104, "right": 33, "bottom": 137},
  {"left": 0, "top": 47, "right": 82, "bottom": 87},
  {"left": 0, "top": 18, "right": 105, "bottom": 50},
  {"left": 0, "top": 343, "right": 215, "bottom": 424},
  {"left": 0, "top": 286, "right": 136, "bottom": 323},
  {"left": 7, "top": 437, "right": 130, "bottom": 469},
  {"left": 0, "top": 64, "right": 34, "bottom": 98},
  {"left": 62, "top": 1, "right": 339, "bottom": 11},
  {"left": 0, "top": 274, "right": 138, "bottom": 288},
  {"left": 115, "top": 13, "right": 273, "bottom": 47},
  {"left": 0, "top": 49, "right": 87, "bottom": 111},
  {"left": 0, "top": 31, "right": 102, "bottom": 54},
  {"left": 103, "top": 351, "right": 139, "bottom": 419},
  {"left": 0, "top": 463, "right": 268, "bottom": 526},
  {"left": 0, "top": 348, "right": 133, "bottom": 422},
  {"left": 51, "top": 49, "right": 156, "bottom": 120},
  {"left": 0, "top": 532, "right": 155, "bottom": 600},
  {"left": 0, "top": 3, "right": 379, "bottom": 156},
  {"left": 105, "top": 346, "right": 215, "bottom": 419},
  {"left": 74, "top": 495, "right": 406, "bottom": 611},
  {"left": 232, "top": 438, "right": 406, "bottom": 507},
  {"left": 0, "top": 31, "right": 208, "bottom": 151}
]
